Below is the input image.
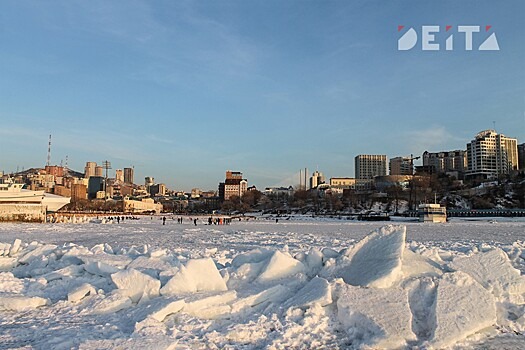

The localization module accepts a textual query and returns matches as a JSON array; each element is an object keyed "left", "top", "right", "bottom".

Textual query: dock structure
[{"left": 0, "top": 203, "right": 47, "bottom": 223}]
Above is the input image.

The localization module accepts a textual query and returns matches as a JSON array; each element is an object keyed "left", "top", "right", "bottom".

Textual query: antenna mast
[{"left": 46, "top": 134, "right": 52, "bottom": 166}]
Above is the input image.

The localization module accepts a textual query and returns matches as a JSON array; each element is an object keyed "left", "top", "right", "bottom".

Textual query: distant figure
[
  {"left": 117, "top": 216, "right": 120, "bottom": 224},
  {"left": 276, "top": 218, "right": 279, "bottom": 223},
  {"left": 194, "top": 218, "right": 197, "bottom": 226},
  {"left": 208, "top": 217, "right": 212, "bottom": 225},
  {"left": 162, "top": 216, "right": 166, "bottom": 225}
]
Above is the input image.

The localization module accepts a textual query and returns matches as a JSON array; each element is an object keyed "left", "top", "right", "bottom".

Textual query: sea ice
[
  {"left": 111, "top": 268, "right": 160, "bottom": 304},
  {"left": 336, "top": 282, "right": 416, "bottom": 348},
  {"left": 160, "top": 258, "right": 227, "bottom": 296},
  {"left": 429, "top": 271, "right": 497, "bottom": 348},
  {"left": 450, "top": 248, "right": 525, "bottom": 298}
]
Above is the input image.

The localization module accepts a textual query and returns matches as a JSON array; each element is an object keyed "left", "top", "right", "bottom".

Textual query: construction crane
[{"left": 409, "top": 154, "right": 421, "bottom": 175}]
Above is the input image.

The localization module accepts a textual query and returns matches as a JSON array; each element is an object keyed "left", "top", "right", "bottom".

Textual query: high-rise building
[
  {"left": 84, "top": 162, "right": 97, "bottom": 178},
  {"left": 518, "top": 143, "right": 525, "bottom": 171},
  {"left": 95, "top": 166, "right": 103, "bottom": 177},
  {"left": 422, "top": 150, "right": 467, "bottom": 175},
  {"left": 466, "top": 130, "right": 518, "bottom": 179},
  {"left": 115, "top": 169, "right": 124, "bottom": 182},
  {"left": 355, "top": 155, "right": 387, "bottom": 179},
  {"left": 124, "top": 167, "right": 134, "bottom": 184},
  {"left": 310, "top": 170, "right": 325, "bottom": 189},
  {"left": 87, "top": 176, "right": 104, "bottom": 199},
  {"left": 389, "top": 157, "right": 413, "bottom": 175}
]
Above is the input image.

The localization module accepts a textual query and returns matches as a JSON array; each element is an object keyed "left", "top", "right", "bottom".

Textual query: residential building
[
  {"left": 310, "top": 170, "right": 325, "bottom": 189},
  {"left": 329, "top": 177, "right": 356, "bottom": 189},
  {"left": 87, "top": 176, "right": 104, "bottom": 199},
  {"left": 45, "top": 165, "right": 64, "bottom": 178},
  {"left": 219, "top": 171, "right": 248, "bottom": 201},
  {"left": 355, "top": 155, "right": 387, "bottom": 179},
  {"left": 123, "top": 167, "right": 134, "bottom": 184},
  {"left": 84, "top": 162, "right": 97, "bottom": 178},
  {"left": 71, "top": 184, "right": 87, "bottom": 201},
  {"left": 518, "top": 143, "right": 525, "bottom": 171},
  {"left": 466, "top": 130, "right": 519, "bottom": 179},
  {"left": 123, "top": 198, "right": 162, "bottom": 214},
  {"left": 264, "top": 186, "right": 294, "bottom": 197},
  {"left": 423, "top": 150, "right": 467, "bottom": 175},
  {"left": 145, "top": 177, "right": 155, "bottom": 188},
  {"left": 149, "top": 183, "right": 166, "bottom": 197},
  {"left": 95, "top": 166, "right": 103, "bottom": 177},
  {"left": 389, "top": 157, "right": 413, "bottom": 175},
  {"left": 115, "top": 169, "right": 124, "bottom": 182}
]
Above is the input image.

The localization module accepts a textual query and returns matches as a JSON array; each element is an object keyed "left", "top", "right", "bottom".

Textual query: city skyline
[{"left": 1, "top": 1, "right": 524, "bottom": 190}]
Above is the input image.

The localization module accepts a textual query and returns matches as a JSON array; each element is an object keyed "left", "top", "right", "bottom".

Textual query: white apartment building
[{"left": 466, "top": 130, "right": 518, "bottom": 179}]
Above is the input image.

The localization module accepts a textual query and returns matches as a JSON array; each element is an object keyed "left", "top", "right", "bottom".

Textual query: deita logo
[{"left": 398, "top": 25, "right": 499, "bottom": 51}]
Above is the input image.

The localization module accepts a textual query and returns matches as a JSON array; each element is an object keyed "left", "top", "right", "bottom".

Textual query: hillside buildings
[
  {"left": 422, "top": 150, "right": 467, "bottom": 177},
  {"left": 466, "top": 130, "right": 518, "bottom": 179}
]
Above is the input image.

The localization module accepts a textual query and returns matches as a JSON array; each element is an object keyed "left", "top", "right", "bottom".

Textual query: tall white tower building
[{"left": 466, "top": 130, "right": 518, "bottom": 179}]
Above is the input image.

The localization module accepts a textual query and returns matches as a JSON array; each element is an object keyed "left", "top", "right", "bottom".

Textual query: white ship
[
  {"left": 42, "top": 193, "right": 71, "bottom": 212},
  {"left": 0, "top": 182, "right": 45, "bottom": 203},
  {"left": 0, "top": 180, "right": 70, "bottom": 212}
]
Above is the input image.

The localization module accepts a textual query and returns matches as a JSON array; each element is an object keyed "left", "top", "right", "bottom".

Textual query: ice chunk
[
  {"left": 0, "top": 295, "right": 49, "bottom": 311},
  {"left": 111, "top": 268, "right": 160, "bottom": 304},
  {"left": 402, "top": 249, "right": 443, "bottom": 279},
  {"left": 84, "top": 261, "right": 120, "bottom": 276},
  {"left": 18, "top": 244, "right": 58, "bottom": 264},
  {"left": 283, "top": 277, "right": 332, "bottom": 309},
  {"left": 9, "top": 239, "right": 21, "bottom": 256},
  {"left": 0, "top": 257, "right": 17, "bottom": 271},
  {"left": 429, "top": 271, "right": 497, "bottom": 348},
  {"left": 336, "top": 283, "right": 416, "bottom": 348},
  {"left": 256, "top": 250, "right": 305, "bottom": 283},
  {"left": 183, "top": 290, "right": 237, "bottom": 319},
  {"left": 231, "top": 248, "right": 274, "bottom": 268},
  {"left": 450, "top": 248, "right": 525, "bottom": 297},
  {"left": 160, "top": 258, "right": 227, "bottom": 296},
  {"left": 231, "top": 285, "right": 291, "bottom": 314},
  {"left": 131, "top": 297, "right": 185, "bottom": 323},
  {"left": 68, "top": 283, "right": 97, "bottom": 302},
  {"left": 85, "top": 291, "right": 133, "bottom": 315},
  {"left": 305, "top": 248, "right": 324, "bottom": 277}
]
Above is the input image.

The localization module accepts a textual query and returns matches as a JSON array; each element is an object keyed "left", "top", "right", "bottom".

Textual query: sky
[{"left": 1, "top": 0, "right": 524, "bottom": 191}]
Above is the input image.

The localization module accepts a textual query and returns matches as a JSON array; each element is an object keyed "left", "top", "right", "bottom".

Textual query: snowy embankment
[{"left": 1, "top": 222, "right": 525, "bottom": 348}]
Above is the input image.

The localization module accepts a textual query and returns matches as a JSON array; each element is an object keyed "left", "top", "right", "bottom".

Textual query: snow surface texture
[{"left": 1, "top": 217, "right": 525, "bottom": 349}]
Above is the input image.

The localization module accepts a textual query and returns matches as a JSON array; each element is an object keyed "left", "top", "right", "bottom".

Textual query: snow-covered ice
[{"left": 0, "top": 216, "right": 525, "bottom": 349}]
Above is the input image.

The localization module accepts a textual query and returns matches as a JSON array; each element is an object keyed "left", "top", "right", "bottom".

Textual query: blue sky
[{"left": 1, "top": 0, "right": 524, "bottom": 191}]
